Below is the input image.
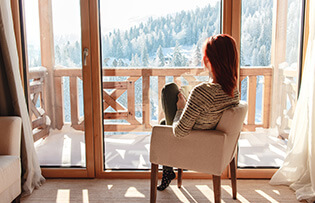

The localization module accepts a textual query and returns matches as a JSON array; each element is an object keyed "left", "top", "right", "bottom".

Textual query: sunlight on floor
[
  {"left": 195, "top": 185, "right": 214, "bottom": 202},
  {"left": 170, "top": 185, "right": 191, "bottom": 202},
  {"left": 56, "top": 189, "right": 70, "bottom": 202},
  {"left": 256, "top": 189, "right": 279, "bottom": 202},
  {"left": 222, "top": 185, "right": 250, "bottom": 203},
  {"left": 107, "top": 184, "right": 113, "bottom": 190},
  {"left": 273, "top": 189, "right": 280, "bottom": 195},
  {"left": 82, "top": 189, "right": 89, "bottom": 203},
  {"left": 124, "top": 187, "right": 145, "bottom": 198},
  {"left": 21, "top": 179, "right": 299, "bottom": 203}
]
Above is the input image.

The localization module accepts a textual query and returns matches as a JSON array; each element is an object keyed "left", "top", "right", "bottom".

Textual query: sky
[
  {"left": 24, "top": 0, "right": 219, "bottom": 45},
  {"left": 100, "top": 0, "right": 218, "bottom": 34}
]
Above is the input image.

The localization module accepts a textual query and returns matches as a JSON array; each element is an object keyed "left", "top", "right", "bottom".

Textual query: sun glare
[
  {"left": 56, "top": 189, "right": 70, "bottom": 202},
  {"left": 256, "top": 189, "right": 279, "bottom": 203}
]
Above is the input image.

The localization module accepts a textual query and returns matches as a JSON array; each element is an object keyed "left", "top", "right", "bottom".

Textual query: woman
[{"left": 157, "top": 34, "right": 240, "bottom": 191}]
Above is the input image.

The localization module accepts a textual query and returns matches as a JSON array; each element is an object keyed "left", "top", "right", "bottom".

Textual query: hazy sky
[
  {"left": 100, "top": 0, "right": 218, "bottom": 34},
  {"left": 24, "top": 0, "right": 219, "bottom": 44}
]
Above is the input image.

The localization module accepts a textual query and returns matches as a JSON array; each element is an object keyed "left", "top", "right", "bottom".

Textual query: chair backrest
[
  {"left": 216, "top": 101, "right": 248, "bottom": 169},
  {"left": 216, "top": 101, "right": 248, "bottom": 135}
]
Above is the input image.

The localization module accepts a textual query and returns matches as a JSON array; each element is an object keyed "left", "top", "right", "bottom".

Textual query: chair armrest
[{"left": 0, "top": 117, "right": 22, "bottom": 156}]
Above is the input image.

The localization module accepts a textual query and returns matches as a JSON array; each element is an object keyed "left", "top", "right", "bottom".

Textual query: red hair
[{"left": 203, "top": 34, "right": 238, "bottom": 97}]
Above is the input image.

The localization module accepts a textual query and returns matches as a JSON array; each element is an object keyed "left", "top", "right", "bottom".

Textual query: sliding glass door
[
  {"left": 23, "top": 0, "right": 94, "bottom": 177},
  {"left": 238, "top": 0, "right": 303, "bottom": 170},
  {"left": 99, "top": 0, "right": 221, "bottom": 170}
]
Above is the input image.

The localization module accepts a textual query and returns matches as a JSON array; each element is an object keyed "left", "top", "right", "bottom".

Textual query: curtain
[
  {"left": 270, "top": 1, "right": 315, "bottom": 202},
  {"left": 0, "top": 0, "right": 45, "bottom": 196}
]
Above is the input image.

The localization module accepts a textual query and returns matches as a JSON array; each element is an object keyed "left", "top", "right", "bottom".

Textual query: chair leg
[
  {"left": 150, "top": 163, "right": 158, "bottom": 203},
  {"left": 177, "top": 168, "right": 183, "bottom": 188},
  {"left": 230, "top": 157, "right": 237, "bottom": 199},
  {"left": 213, "top": 175, "right": 221, "bottom": 203}
]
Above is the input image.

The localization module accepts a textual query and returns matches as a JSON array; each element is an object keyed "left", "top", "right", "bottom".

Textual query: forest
[
  {"left": 28, "top": 0, "right": 300, "bottom": 69},
  {"left": 27, "top": 0, "right": 301, "bottom": 123}
]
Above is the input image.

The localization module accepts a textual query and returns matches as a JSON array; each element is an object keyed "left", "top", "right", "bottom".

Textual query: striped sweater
[{"left": 173, "top": 82, "right": 239, "bottom": 137}]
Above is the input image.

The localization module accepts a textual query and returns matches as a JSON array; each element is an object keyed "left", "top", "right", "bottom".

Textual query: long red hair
[{"left": 203, "top": 34, "right": 238, "bottom": 97}]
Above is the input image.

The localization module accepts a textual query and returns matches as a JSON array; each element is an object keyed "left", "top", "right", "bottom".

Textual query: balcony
[{"left": 29, "top": 65, "right": 295, "bottom": 169}]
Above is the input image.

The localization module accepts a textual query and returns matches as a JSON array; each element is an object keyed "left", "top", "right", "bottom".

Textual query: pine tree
[
  {"left": 141, "top": 47, "right": 149, "bottom": 67},
  {"left": 130, "top": 54, "right": 140, "bottom": 67},
  {"left": 258, "top": 45, "right": 268, "bottom": 66},
  {"left": 62, "top": 41, "right": 71, "bottom": 66},
  {"left": 112, "top": 59, "right": 118, "bottom": 67},
  {"left": 55, "top": 45, "right": 61, "bottom": 65},
  {"left": 103, "top": 58, "right": 110, "bottom": 67},
  {"left": 191, "top": 44, "right": 201, "bottom": 66},
  {"left": 251, "top": 49, "right": 259, "bottom": 66},
  {"left": 172, "top": 41, "right": 183, "bottom": 67},
  {"left": 72, "top": 41, "right": 81, "bottom": 66},
  {"left": 181, "top": 55, "right": 188, "bottom": 67},
  {"left": 155, "top": 45, "right": 165, "bottom": 67},
  {"left": 117, "top": 59, "right": 125, "bottom": 67}
]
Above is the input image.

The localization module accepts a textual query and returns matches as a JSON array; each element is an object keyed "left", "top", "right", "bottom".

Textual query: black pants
[
  {"left": 160, "top": 83, "right": 180, "bottom": 125},
  {"left": 160, "top": 83, "right": 180, "bottom": 172}
]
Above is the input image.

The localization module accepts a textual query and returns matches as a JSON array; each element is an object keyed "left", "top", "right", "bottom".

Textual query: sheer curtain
[
  {"left": 270, "top": 1, "right": 315, "bottom": 202},
  {"left": 0, "top": 0, "right": 45, "bottom": 196}
]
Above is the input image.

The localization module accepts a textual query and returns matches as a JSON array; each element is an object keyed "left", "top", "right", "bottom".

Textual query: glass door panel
[
  {"left": 100, "top": 0, "right": 221, "bottom": 170},
  {"left": 238, "top": 0, "right": 303, "bottom": 168},
  {"left": 24, "top": 0, "right": 93, "bottom": 170}
]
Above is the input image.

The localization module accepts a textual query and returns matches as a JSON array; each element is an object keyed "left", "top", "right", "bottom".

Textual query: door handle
[{"left": 83, "top": 48, "right": 89, "bottom": 66}]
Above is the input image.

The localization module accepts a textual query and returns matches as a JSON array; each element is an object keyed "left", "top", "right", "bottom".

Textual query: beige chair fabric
[
  {"left": 0, "top": 117, "right": 22, "bottom": 203},
  {"left": 0, "top": 117, "right": 22, "bottom": 156},
  {"left": 150, "top": 101, "right": 247, "bottom": 175},
  {"left": 150, "top": 101, "right": 247, "bottom": 202}
]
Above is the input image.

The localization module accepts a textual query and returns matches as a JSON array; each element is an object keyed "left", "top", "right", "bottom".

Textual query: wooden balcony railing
[
  {"left": 30, "top": 66, "right": 273, "bottom": 137},
  {"left": 240, "top": 67, "right": 273, "bottom": 131},
  {"left": 276, "top": 64, "right": 298, "bottom": 138},
  {"left": 28, "top": 67, "right": 50, "bottom": 141}
]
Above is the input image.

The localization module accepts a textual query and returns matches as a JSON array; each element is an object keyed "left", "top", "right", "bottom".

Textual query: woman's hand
[{"left": 177, "top": 92, "right": 187, "bottom": 110}]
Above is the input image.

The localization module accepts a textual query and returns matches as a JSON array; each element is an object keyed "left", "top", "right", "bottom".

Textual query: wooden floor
[{"left": 21, "top": 179, "right": 300, "bottom": 203}]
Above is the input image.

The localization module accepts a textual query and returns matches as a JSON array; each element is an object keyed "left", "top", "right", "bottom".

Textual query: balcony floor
[{"left": 35, "top": 125, "right": 287, "bottom": 169}]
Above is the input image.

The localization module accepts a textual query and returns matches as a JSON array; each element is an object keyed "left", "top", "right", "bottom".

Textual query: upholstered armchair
[
  {"left": 0, "top": 117, "right": 22, "bottom": 203},
  {"left": 150, "top": 101, "right": 247, "bottom": 203}
]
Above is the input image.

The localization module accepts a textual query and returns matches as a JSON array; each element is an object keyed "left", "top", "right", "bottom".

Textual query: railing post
[
  {"left": 263, "top": 75, "right": 272, "bottom": 128},
  {"left": 54, "top": 76, "right": 64, "bottom": 129},
  {"left": 127, "top": 79, "right": 138, "bottom": 125},
  {"left": 38, "top": 0, "right": 57, "bottom": 128},
  {"left": 70, "top": 76, "right": 79, "bottom": 127},
  {"left": 142, "top": 69, "right": 151, "bottom": 129},
  {"left": 270, "top": 0, "right": 288, "bottom": 128},
  {"left": 247, "top": 75, "right": 257, "bottom": 130},
  {"left": 158, "top": 76, "right": 166, "bottom": 123}
]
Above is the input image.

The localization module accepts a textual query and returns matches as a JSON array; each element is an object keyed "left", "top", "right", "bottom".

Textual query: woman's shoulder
[
  {"left": 193, "top": 82, "right": 221, "bottom": 92},
  {"left": 189, "top": 82, "right": 220, "bottom": 100}
]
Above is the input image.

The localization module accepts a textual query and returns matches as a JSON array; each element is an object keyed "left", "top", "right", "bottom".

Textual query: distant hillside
[
  {"left": 101, "top": 3, "right": 220, "bottom": 65},
  {"left": 27, "top": 0, "right": 301, "bottom": 70}
]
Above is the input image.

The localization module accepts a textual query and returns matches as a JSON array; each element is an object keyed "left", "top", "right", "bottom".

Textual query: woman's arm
[{"left": 172, "top": 85, "right": 210, "bottom": 137}]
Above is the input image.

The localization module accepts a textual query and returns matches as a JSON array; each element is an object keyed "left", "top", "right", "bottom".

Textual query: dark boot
[{"left": 157, "top": 166, "right": 176, "bottom": 191}]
